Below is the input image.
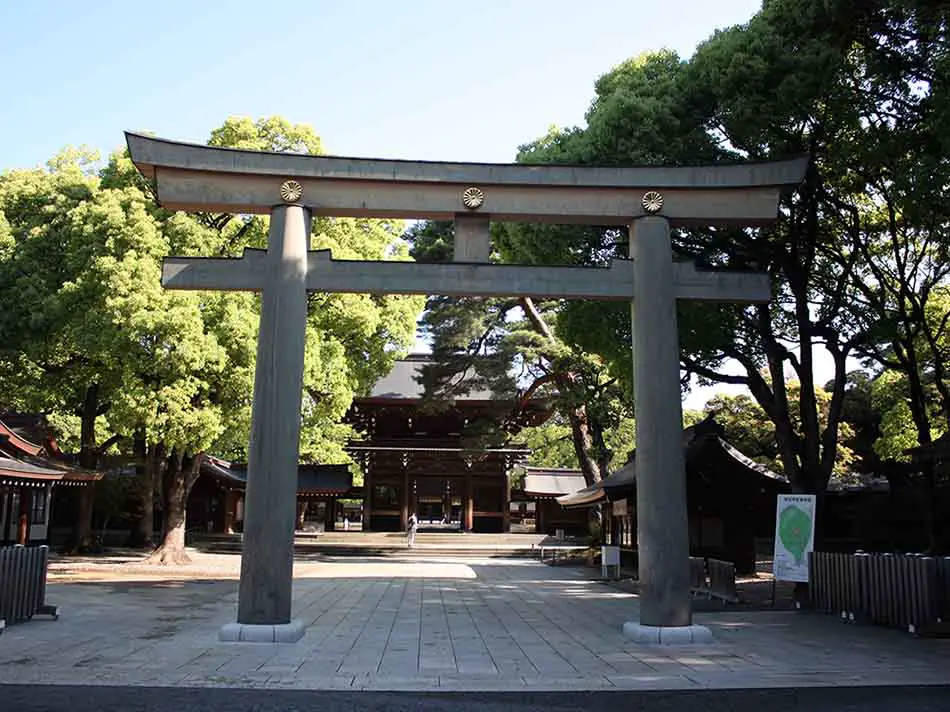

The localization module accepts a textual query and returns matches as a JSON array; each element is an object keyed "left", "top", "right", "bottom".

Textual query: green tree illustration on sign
[{"left": 779, "top": 505, "right": 812, "bottom": 564}]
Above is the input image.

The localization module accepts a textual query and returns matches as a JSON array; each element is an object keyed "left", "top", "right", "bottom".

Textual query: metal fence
[
  {"left": 0, "top": 545, "right": 59, "bottom": 632},
  {"left": 810, "top": 551, "right": 950, "bottom": 634}
]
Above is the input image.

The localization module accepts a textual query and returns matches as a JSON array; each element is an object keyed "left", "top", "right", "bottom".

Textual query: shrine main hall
[{"left": 345, "top": 354, "right": 546, "bottom": 533}]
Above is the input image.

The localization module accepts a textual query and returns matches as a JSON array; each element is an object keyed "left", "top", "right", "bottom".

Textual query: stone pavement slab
[{"left": 1, "top": 554, "right": 949, "bottom": 691}]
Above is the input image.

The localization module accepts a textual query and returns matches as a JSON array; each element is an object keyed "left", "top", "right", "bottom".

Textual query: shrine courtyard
[{"left": 1, "top": 550, "right": 949, "bottom": 694}]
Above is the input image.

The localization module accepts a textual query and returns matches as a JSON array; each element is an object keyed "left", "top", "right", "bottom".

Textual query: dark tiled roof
[
  {"left": 201, "top": 456, "right": 352, "bottom": 494},
  {"left": 0, "top": 453, "right": 64, "bottom": 479},
  {"left": 0, "top": 451, "right": 103, "bottom": 487},
  {"left": 366, "top": 354, "right": 495, "bottom": 401},
  {"left": 904, "top": 432, "right": 950, "bottom": 462},
  {"left": 557, "top": 415, "right": 787, "bottom": 508}
]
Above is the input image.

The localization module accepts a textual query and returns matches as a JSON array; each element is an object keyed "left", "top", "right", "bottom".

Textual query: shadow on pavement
[{"left": 2, "top": 684, "right": 950, "bottom": 712}]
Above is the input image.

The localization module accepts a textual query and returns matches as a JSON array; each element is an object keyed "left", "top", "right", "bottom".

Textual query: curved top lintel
[{"left": 126, "top": 132, "right": 809, "bottom": 190}]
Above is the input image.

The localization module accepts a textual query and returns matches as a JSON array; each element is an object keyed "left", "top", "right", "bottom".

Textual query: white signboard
[
  {"left": 772, "top": 494, "right": 817, "bottom": 583},
  {"left": 612, "top": 498, "right": 627, "bottom": 516}
]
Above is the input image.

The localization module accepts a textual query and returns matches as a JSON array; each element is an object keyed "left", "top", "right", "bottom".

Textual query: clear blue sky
[
  {"left": 1, "top": 0, "right": 779, "bottom": 407},
  {"left": 0, "top": 0, "right": 761, "bottom": 168}
]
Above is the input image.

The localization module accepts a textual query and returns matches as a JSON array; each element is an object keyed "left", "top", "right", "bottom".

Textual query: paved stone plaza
[{"left": 1, "top": 554, "right": 949, "bottom": 691}]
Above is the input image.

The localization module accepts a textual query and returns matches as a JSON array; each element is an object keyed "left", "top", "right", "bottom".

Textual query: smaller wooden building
[
  {"left": 188, "top": 455, "right": 354, "bottom": 534},
  {"left": 558, "top": 415, "right": 789, "bottom": 574},
  {"left": 0, "top": 417, "right": 102, "bottom": 545},
  {"left": 511, "top": 467, "right": 589, "bottom": 536}
]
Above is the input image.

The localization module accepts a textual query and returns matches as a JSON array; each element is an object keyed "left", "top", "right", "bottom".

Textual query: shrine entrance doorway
[{"left": 412, "top": 475, "right": 461, "bottom": 529}]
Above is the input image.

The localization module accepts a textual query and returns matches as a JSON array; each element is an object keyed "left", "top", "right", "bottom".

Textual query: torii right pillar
[{"left": 625, "top": 215, "right": 711, "bottom": 644}]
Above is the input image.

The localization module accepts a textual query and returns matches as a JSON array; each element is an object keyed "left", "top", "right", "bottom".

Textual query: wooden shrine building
[
  {"left": 345, "top": 355, "right": 546, "bottom": 533},
  {"left": 511, "top": 467, "right": 590, "bottom": 536},
  {"left": 558, "top": 415, "right": 789, "bottom": 574},
  {"left": 188, "top": 455, "right": 354, "bottom": 534},
  {"left": 0, "top": 416, "right": 102, "bottom": 545}
]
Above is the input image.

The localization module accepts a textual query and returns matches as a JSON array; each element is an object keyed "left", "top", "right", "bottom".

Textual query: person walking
[{"left": 407, "top": 512, "right": 418, "bottom": 548}]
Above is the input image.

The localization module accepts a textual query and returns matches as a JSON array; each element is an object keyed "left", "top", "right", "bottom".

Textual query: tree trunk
[
  {"left": 148, "top": 449, "right": 196, "bottom": 565},
  {"left": 71, "top": 383, "right": 100, "bottom": 553},
  {"left": 567, "top": 404, "right": 603, "bottom": 485},
  {"left": 129, "top": 433, "right": 156, "bottom": 549},
  {"left": 133, "top": 480, "right": 155, "bottom": 549},
  {"left": 520, "top": 296, "right": 605, "bottom": 485}
]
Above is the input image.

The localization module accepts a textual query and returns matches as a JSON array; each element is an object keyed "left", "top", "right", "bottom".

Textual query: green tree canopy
[{"left": 0, "top": 116, "right": 424, "bottom": 559}]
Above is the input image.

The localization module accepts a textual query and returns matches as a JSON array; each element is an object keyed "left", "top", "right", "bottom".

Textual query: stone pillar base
[
  {"left": 622, "top": 622, "right": 713, "bottom": 645},
  {"left": 219, "top": 619, "right": 305, "bottom": 643}
]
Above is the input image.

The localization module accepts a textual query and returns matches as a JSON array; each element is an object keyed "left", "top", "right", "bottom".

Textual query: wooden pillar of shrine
[
  {"left": 325, "top": 497, "right": 336, "bottom": 532},
  {"left": 223, "top": 489, "right": 236, "bottom": 534},
  {"left": 502, "top": 469, "right": 511, "bottom": 533},
  {"left": 17, "top": 487, "right": 31, "bottom": 545},
  {"left": 464, "top": 473, "right": 474, "bottom": 532},
  {"left": 296, "top": 500, "right": 308, "bottom": 530},
  {"left": 442, "top": 480, "right": 451, "bottom": 525},
  {"left": 363, "top": 461, "right": 373, "bottom": 531},
  {"left": 401, "top": 469, "right": 409, "bottom": 531}
]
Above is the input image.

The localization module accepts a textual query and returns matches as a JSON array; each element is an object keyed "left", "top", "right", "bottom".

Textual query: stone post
[
  {"left": 624, "top": 216, "right": 711, "bottom": 644},
  {"left": 224, "top": 204, "right": 310, "bottom": 643}
]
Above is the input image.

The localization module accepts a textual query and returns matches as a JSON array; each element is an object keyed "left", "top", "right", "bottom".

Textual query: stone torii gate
[{"left": 126, "top": 133, "right": 807, "bottom": 644}]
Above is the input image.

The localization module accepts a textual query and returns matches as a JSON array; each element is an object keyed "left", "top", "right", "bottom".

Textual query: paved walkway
[{"left": 2, "top": 555, "right": 949, "bottom": 691}]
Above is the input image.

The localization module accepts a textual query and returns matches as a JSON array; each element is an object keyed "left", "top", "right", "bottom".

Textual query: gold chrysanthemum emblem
[
  {"left": 280, "top": 180, "right": 303, "bottom": 203},
  {"left": 641, "top": 191, "right": 664, "bottom": 214},
  {"left": 461, "top": 187, "right": 484, "bottom": 210}
]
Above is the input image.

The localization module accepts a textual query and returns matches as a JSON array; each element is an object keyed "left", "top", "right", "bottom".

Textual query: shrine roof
[
  {"left": 904, "top": 432, "right": 950, "bottom": 463},
  {"left": 0, "top": 454, "right": 63, "bottom": 480},
  {"left": 523, "top": 469, "right": 588, "bottom": 497},
  {"left": 364, "top": 355, "right": 494, "bottom": 402},
  {"left": 0, "top": 418, "right": 44, "bottom": 457},
  {"left": 201, "top": 455, "right": 352, "bottom": 494},
  {"left": 557, "top": 415, "right": 787, "bottom": 508},
  {"left": 0, "top": 451, "right": 103, "bottom": 488}
]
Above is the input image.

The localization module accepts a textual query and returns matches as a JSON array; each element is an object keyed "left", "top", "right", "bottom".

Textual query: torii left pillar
[{"left": 219, "top": 204, "right": 310, "bottom": 643}]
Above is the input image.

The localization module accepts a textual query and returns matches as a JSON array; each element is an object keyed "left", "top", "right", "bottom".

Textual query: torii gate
[{"left": 127, "top": 133, "right": 807, "bottom": 644}]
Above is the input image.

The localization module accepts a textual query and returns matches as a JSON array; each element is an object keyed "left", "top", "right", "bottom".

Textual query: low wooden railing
[
  {"left": 689, "top": 556, "right": 705, "bottom": 590},
  {"left": 0, "top": 545, "right": 59, "bottom": 633},
  {"left": 690, "top": 556, "right": 738, "bottom": 603},
  {"left": 809, "top": 551, "right": 950, "bottom": 634}
]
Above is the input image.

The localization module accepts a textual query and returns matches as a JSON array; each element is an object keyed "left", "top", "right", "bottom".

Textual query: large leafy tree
[
  {"left": 501, "top": 1, "right": 949, "bottom": 498},
  {"left": 0, "top": 148, "right": 154, "bottom": 548},
  {"left": 0, "top": 116, "right": 423, "bottom": 561}
]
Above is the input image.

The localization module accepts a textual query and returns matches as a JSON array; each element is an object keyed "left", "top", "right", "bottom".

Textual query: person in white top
[{"left": 407, "top": 513, "right": 418, "bottom": 548}]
